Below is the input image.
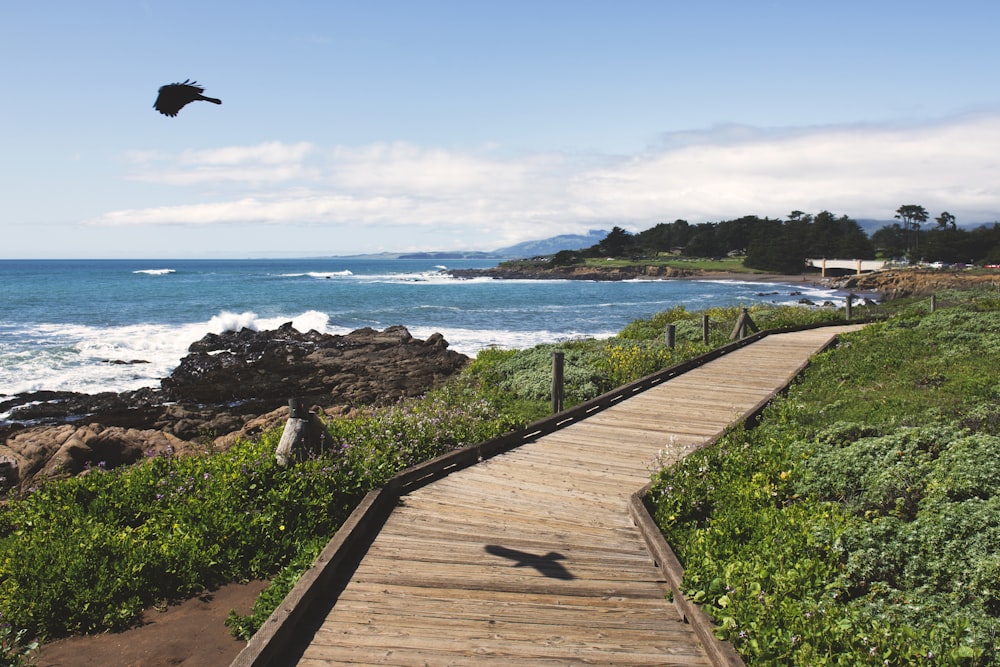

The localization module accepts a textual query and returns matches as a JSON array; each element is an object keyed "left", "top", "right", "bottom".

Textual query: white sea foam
[
  {"left": 305, "top": 270, "right": 354, "bottom": 279},
  {"left": 0, "top": 310, "right": 603, "bottom": 405},
  {"left": 696, "top": 279, "right": 847, "bottom": 307},
  {"left": 0, "top": 269, "right": 849, "bottom": 403},
  {"left": 132, "top": 268, "right": 176, "bottom": 275}
]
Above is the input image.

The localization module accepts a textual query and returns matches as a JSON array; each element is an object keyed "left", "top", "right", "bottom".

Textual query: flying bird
[{"left": 153, "top": 79, "right": 222, "bottom": 117}]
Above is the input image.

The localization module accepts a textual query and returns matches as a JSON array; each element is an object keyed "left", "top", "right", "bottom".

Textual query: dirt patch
[{"left": 35, "top": 580, "right": 268, "bottom": 667}]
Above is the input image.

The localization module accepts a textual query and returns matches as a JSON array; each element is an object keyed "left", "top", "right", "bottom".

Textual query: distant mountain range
[
  {"left": 341, "top": 229, "right": 610, "bottom": 260},
  {"left": 492, "top": 229, "right": 609, "bottom": 257}
]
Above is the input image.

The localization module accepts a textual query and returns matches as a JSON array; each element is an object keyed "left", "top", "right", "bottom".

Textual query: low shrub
[
  {"left": 650, "top": 292, "right": 1000, "bottom": 665},
  {"left": 0, "top": 385, "right": 515, "bottom": 641},
  {"left": 0, "top": 301, "right": 862, "bottom": 646}
]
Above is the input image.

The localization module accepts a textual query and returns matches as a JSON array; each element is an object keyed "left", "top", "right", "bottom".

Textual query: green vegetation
[
  {"left": 546, "top": 213, "right": 877, "bottom": 274},
  {"left": 465, "top": 304, "right": 852, "bottom": 420},
  {"left": 7, "top": 287, "right": 986, "bottom": 667},
  {"left": 535, "top": 209, "right": 1000, "bottom": 274},
  {"left": 574, "top": 256, "right": 760, "bottom": 273},
  {"left": 0, "top": 302, "right": 847, "bottom": 657},
  {"left": 649, "top": 287, "right": 1000, "bottom": 665},
  {"left": 0, "top": 389, "right": 515, "bottom": 645}
]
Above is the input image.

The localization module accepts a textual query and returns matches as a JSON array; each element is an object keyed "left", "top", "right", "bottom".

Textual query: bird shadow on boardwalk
[{"left": 485, "top": 544, "right": 576, "bottom": 580}]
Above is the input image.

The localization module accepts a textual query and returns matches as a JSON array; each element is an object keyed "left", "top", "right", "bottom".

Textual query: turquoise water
[{"left": 0, "top": 258, "right": 841, "bottom": 398}]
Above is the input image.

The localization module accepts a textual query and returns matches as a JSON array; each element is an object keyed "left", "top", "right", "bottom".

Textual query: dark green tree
[
  {"left": 551, "top": 249, "right": 580, "bottom": 266},
  {"left": 872, "top": 223, "right": 907, "bottom": 258},
  {"left": 745, "top": 219, "right": 807, "bottom": 273},
  {"left": 895, "top": 204, "right": 929, "bottom": 254},
  {"left": 684, "top": 223, "right": 721, "bottom": 257},
  {"left": 716, "top": 216, "right": 759, "bottom": 254},
  {"left": 595, "top": 226, "right": 637, "bottom": 257},
  {"left": 634, "top": 219, "right": 691, "bottom": 254},
  {"left": 935, "top": 211, "right": 957, "bottom": 230}
]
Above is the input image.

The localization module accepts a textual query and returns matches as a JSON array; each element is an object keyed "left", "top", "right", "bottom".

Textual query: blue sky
[{"left": 3, "top": 1, "right": 1000, "bottom": 258}]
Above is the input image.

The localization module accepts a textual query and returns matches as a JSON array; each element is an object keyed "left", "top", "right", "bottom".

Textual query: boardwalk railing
[{"left": 232, "top": 319, "right": 864, "bottom": 667}]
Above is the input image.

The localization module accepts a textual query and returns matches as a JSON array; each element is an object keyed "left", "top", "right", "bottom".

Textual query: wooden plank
[{"left": 245, "top": 326, "right": 865, "bottom": 667}]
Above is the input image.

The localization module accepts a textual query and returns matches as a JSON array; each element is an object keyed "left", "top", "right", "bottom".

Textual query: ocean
[{"left": 0, "top": 258, "right": 843, "bottom": 403}]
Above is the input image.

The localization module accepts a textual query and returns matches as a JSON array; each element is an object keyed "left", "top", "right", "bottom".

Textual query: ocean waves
[
  {"left": 0, "top": 310, "right": 332, "bottom": 397},
  {"left": 132, "top": 268, "right": 176, "bottom": 276},
  {"left": 0, "top": 309, "right": 605, "bottom": 399},
  {"left": 0, "top": 258, "right": 849, "bottom": 399}
]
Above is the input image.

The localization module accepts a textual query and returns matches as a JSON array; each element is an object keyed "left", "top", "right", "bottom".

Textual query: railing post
[
  {"left": 930, "top": 293, "right": 937, "bottom": 313},
  {"left": 276, "top": 397, "right": 308, "bottom": 467},
  {"left": 665, "top": 324, "right": 676, "bottom": 349},
  {"left": 551, "top": 351, "right": 565, "bottom": 414},
  {"left": 702, "top": 315, "right": 710, "bottom": 346},
  {"left": 845, "top": 293, "right": 853, "bottom": 321},
  {"left": 276, "top": 397, "right": 328, "bottom": 466}
]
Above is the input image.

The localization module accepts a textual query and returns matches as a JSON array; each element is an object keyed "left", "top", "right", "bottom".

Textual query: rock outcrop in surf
[{"left": 0, "top": 325, "right": 467, "bottom": 491}]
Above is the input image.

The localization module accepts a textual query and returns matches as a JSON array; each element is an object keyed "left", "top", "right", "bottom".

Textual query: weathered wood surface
[{"left": 285, "top": 326, "right": 863, "bottom": 666}]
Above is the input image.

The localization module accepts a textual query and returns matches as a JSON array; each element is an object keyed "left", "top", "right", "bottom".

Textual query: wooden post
[
  {"left": 551, "top": 351, "right": 565, "bottom": 414},
  {"left": 276, "top": 398, "right": 308, "bottom": 467},
  {"left": 845, "top": 293, "right": 853, "bottom": 320},
  {"left": 276, "top": 398, "right": 328, "bottom": 466},
  {"left": 729, "top": 307, "right": 760, "bottom": 341},
  {"left": 930, "top": 293, "right": 937, "bottom": 313},
  {"left": 729, "top": 309, "right": 746, "bottom": 341},
  {"left": 665, "top": 324, "right": 676, "bottom": 349},
  {"left": 702, "top": 314, "right": 710, "bottom": 346}
]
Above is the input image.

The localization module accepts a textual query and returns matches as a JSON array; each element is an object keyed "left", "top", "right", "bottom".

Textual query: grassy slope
[{"left": 650, "top": 289, "right": 1000, "bottom": 665}]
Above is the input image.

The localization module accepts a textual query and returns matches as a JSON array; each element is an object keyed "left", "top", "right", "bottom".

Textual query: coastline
[
  {"left": 448, "top": 263, "right": 832, "bottom": 289},
  {"left": 687, "top": 270, "right": 829, "bottom": 287},
  {"left": 448, "top": 263, "right": 1000, "bottom": 298}
]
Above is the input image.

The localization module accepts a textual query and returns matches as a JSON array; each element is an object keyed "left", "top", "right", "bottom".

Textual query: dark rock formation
[{"left": 0, "top": 325, "right": 467, "bottom": 491}]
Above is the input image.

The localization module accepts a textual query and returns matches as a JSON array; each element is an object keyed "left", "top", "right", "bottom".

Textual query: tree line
[{"left": 552, "top": 207, "right": 1000, "bottom": 273}]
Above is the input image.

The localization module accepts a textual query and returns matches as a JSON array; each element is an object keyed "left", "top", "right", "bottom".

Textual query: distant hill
[
  {"left": 396, "top": 251, "right": 506, "bottom": 260},
  {"left": 859, "top": 218, "right": 998, "bottom": 233},
  {"left": 327, "top": 230, "right": 610, "bottom": 261},
  {"left": 857, "top": 219, "right": 892, "bottom": 235},
  {"left": 494, "top": 229, "right": 609, "bottom": 258}
]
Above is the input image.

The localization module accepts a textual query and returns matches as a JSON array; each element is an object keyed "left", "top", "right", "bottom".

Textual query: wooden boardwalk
[{"left": 266, "top": 326, "right": 863, "bottom": 666}]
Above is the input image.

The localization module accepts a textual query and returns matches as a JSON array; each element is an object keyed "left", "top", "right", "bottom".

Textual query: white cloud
[
  {"left": 124, "top": 141, "right": 317, "bottom": 185},
  {"left": 327, "top": 142, "right": 563, "bottom": 194},
  {"left": 177, "top": 141, "right": 314, "bottom": 166},
  {"left": 93, "top": 114, "right": 1000, "bottom": 240}
]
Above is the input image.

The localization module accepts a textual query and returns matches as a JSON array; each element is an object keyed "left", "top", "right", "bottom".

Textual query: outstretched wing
[{"left": 153, "top": 79, "right": 208, "bottom": 117}]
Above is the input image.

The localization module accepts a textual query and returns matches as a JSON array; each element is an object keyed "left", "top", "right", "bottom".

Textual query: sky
[{"left": 3, "top": 1, "right": 1000, "bottom": 259}]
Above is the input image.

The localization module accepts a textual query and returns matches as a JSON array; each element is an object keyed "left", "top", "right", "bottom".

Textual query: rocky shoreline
[
  {"left": 4, "top": 267, "right": 995, "bottom": 493},
  {"left": 448, "top": 264, "right": 704, "bottom": 281},
  {"left": 450, "top": 263, "right": 1000, "bottom": 299},
  {"left": 831, "top": 268, "right": 1000, "bottom": 299},
  {"left": 0, "top": 324, "right": 467, "bottom": 493}
]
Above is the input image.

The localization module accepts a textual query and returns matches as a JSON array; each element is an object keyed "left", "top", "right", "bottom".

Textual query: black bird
[{"left": 153, "top": 79, "right": 222, "bottom": 117}]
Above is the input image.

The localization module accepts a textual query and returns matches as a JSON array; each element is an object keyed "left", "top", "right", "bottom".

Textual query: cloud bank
[{"left": 93, "top": 114, "right": 1000, "bottom": 244}]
